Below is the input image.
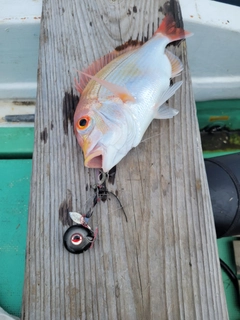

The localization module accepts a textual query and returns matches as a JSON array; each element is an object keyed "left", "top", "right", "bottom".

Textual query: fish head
[{"left": 74, "top": 97, "right": 135, "bottom": 172}]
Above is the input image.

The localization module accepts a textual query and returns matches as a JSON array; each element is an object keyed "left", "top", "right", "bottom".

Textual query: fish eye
[{"left": 76, "top": 115, "right": 91, "bottom": 130}]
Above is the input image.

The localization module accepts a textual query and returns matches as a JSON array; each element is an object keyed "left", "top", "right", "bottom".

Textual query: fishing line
[
  {"left": 106, "top": 191, "right": 128, "bottom": 222},
  {"left": 220, "top": 258, "right": 239, "bottom": 305},
  {"left": 141, "top": 132, "right": 162, "bottom": 143},
  {"left": 95, "top": 189, "right": 129, "bottom": 222},
  {"left": 84, "top": 169, "right": 129, "bottom": 222}
]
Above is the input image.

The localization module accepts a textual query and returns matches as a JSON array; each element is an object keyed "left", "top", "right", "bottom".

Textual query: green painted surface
[
  {"left": 197, "top": 99, "right": 240, "bottom": 131},
  {"left": 0, "top": 160, "right": 31, "bottom": 317},
  {"left": 0, "top": 128, "right": 34, "bottom": 158},
  {"left": 203, "top": 150, "right": 240, "bottom": 158}
]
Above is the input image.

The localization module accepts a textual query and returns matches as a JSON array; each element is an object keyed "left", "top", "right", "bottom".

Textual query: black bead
[{"left": 63, "top": 225, "right": 94, "bottom": 254}]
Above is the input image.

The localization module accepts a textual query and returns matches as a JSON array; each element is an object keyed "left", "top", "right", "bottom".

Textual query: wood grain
[{"left": 22, "top": 0, "right": 229, "bottom": 319}]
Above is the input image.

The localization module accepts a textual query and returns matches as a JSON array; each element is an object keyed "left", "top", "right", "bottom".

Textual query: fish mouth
[{"left": 84, "top": 149, "right": 103, "bottom": 169}]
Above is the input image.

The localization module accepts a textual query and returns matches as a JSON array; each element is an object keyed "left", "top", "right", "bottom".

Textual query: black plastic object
[
  {"left": 205, "top": 153, "right": 240, "bottom": 238},
  {"left": 5, "top": 114, "right": 35, "bottom": 122},
  {"left": 63, "top": 225, "right": 94, "bottom": 254}
]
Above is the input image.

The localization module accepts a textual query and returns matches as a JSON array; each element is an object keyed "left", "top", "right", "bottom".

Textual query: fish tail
[{"left": 155, "top": 14, "right": 192, "bottom": 42}]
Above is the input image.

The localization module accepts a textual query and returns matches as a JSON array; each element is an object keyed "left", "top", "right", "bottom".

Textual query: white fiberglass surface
[
  {"left": 0, "top": 0, "right": 240, "bottom": 102},
  {"left": 0, "top": 0, "right": 42, "bottom": 99}
]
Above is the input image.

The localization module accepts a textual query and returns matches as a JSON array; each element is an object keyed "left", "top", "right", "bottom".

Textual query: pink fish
[{"left": 74, "top": 14, "right": 191, "bottom": 172}]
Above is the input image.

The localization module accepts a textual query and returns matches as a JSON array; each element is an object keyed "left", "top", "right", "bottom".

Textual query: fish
[{"left": 74, "top": 14, "right": 191, "bottom": 173}]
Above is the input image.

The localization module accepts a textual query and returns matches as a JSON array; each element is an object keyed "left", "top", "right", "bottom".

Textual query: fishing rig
[{"left": 63, "top": 167, "right": 127, "bottom": 254}]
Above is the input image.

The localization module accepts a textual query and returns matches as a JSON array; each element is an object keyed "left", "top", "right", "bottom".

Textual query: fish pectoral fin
[
  {"left": 155, "top": 81, "right": 182, "bottom": 110},
  {"left": 165, "top": 50, "right": 183, "bottom": 78},
  {"left": 79, "top": 71, "right": 135, "bottom": 102},
  {"left": 154, "top": 104, "right": 179, "bottom": 119},
  {"left": 154, "top": 81, "right": 182, "bottom": 119}
]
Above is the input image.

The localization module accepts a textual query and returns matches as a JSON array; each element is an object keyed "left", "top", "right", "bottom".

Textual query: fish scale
[
  {"left": 74, "top": 14, "right": 192, "bottom": 172},
  {"left": 91, "top": 38, "right": 170, "bottom": 101}
]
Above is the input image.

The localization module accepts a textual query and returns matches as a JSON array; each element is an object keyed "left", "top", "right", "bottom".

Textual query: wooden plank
[{"left": 22, "top": 0, "right": 229, "bottom": 319}]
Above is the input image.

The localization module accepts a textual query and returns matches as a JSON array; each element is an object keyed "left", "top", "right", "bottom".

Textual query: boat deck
[
  {"left": 1, "top": 0, "right": 238, "bottom": 319},
  {"left": 20, "top": 0, "right": 229, "bottom": 319}
]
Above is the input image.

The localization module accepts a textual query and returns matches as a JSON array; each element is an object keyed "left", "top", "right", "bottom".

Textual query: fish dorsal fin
[
  {"left": 165, "top": 49, "right": 183, "bottom": 78},
  {"left": 78, "top": 71, "right": 135, "bottom": 103},
  {"left": 75, "top": 40, "right": 142, "bottom": 94}
]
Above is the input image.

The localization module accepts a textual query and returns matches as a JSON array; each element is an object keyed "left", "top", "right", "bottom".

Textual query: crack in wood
[
  {"left": 163, "top": 0, "right": 185, "bottom": 47},
  {"left": 115, "top": 38, "right": 143, "bottom": 52},
  {"left": 62, "top": 89, "right": 79, "bottom": 135},
  {"left": 133, "top": 5, "right": 137, "bottom": 13},
  {"left": 40, "top": 127, "right": 48, "bottom": 143},
  {"left": 108, "top": 165, "right": 117, "bottom": 185},
  {"left": 59, "top": 190, "right": 73, "bottom": 226}
]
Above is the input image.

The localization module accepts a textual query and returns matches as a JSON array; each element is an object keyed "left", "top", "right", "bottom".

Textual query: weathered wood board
[{"left": 22, "top": 0, "right": 229, "bottom": 319}]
